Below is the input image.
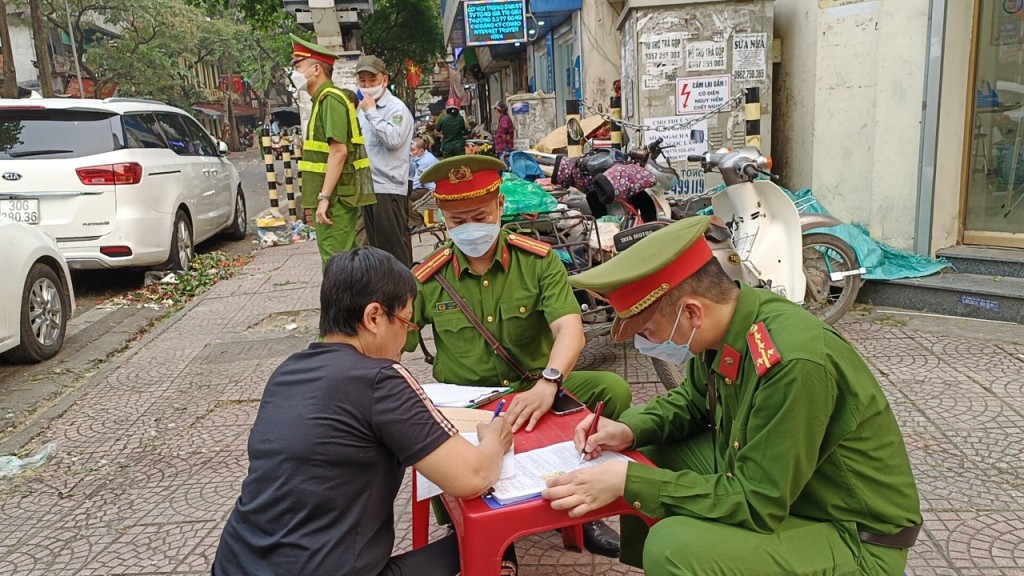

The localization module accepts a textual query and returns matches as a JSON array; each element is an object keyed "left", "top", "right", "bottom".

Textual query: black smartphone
[{"left": 550, "top": 391, "right": 585, "bottom": 416}]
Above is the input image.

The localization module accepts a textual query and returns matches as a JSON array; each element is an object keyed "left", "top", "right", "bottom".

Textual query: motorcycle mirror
[
  {"left": 689, "top": 129, "right": 705, "bottom": 144},
  {"left": 566, "top": 118, "right": 585, "bottom": 142}
]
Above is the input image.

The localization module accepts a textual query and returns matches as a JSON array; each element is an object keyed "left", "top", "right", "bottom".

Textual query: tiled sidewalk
[{"left": 0, "top": 239, "right": 1021, "bottom": 575}]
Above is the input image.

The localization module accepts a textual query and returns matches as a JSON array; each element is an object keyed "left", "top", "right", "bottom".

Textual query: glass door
[{"left": 965, "top": 0, "right": 1024, "bottom": 247}]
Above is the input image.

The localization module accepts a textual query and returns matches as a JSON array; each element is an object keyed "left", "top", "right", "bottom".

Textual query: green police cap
[
  {"left": 290, "top": 34, "right": 338, "bottom": 66},
  {"left": 421, "top": 155, "right": 508, "bottom": 211},
  {"left": 356, "top": 54, "right": 387, "bottom": 75},
  {"left": 569, "top": 216, "right": 713, "bottom": 342}
]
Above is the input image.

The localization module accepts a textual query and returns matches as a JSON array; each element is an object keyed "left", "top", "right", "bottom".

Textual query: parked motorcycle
[
  {"left": 649, "top": 135, "right": 864, "bottom": 390},
  {"left": 539, "top": 123, "right": 864, "bottom": 390}
]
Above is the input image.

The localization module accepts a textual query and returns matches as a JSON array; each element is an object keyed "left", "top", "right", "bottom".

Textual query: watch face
[{"left": 543, "top": 368, "right": 561, "bottom": 381}]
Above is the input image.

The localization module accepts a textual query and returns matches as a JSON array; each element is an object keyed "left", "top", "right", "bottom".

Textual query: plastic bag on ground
[
  {"left": 0, "top": 442, "right": 57, "bottom": 477},
  {"left": 255, "top": 208, "right": 293, "bottom": 248}
]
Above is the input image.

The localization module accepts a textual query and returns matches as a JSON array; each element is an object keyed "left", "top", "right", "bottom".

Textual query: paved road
[
  {"left": 0, "top": 238, "right": 1021, "bottom": 575},
  {"left": 0, "top": 148, "right": 275, "bottom": 442}
]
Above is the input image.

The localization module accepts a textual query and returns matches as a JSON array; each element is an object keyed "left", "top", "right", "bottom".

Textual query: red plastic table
[{"left": 411, "top": 394, "right": 657, "bottom": 575}]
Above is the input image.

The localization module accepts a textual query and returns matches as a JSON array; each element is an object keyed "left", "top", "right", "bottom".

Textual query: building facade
[
  {"left": 441, "top": 0, "right": 622, "bottom": 141},
  {"left": 773, "top": 0, "right": 1021, "bottom": 254}
]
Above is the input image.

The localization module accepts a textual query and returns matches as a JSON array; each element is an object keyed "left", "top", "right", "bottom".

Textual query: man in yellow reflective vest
[{"left": 290, "top": 34, "right": 375, "bottom": 267}]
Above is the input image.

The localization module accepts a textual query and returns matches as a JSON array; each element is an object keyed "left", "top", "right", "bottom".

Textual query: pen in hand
[
  {"left": 492, "top": 399, "right": 507, "bottom": 421},
  {"left": 579, "top": 400, "right": 605, "bottom": 464}
]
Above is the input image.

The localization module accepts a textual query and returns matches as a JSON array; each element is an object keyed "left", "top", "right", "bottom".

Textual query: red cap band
[{"left": 606, "top": 236, "right": 714, "bottom": 315}]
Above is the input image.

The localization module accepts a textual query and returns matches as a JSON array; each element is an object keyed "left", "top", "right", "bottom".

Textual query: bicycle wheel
[{"left": 801, "top": 233, "right": 862, "bottom": 325}]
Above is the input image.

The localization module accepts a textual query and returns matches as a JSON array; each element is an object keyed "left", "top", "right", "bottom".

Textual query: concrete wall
[
  {"left": 931, "top": 0, "right": 975, "bottom": 252},
  {"left": 9, "top": 24, "right": 39, "bottom": 86},
  {"left": 770, "top": 2, "right": 817, "bottom": 192},
  {"left": 580, "top": 1, "right": 623, "bottom": 110},
  {"left": 772, "top": 0, "right": 930, "bottom": 251}
]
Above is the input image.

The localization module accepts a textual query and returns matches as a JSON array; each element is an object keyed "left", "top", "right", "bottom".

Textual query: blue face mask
[
  {"left": 634, "top": 305, "right": 697, "bottom": 365},
  {"left": 449, "top": 222, "right": 500, "bottom": 258}
]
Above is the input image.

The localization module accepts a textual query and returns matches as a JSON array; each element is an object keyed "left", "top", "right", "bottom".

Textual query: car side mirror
[{"left": 218, "top": 140, "right": 229, "bottom": 155}]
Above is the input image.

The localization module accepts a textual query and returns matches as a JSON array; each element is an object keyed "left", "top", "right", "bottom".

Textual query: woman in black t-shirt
[{"left": 213, "top": 248, "right": 512, "bottom": 576}]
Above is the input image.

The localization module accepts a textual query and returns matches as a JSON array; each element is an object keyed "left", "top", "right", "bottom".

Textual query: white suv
[{"left": 0, "top": 98, "right": 247, "bottom": 270}]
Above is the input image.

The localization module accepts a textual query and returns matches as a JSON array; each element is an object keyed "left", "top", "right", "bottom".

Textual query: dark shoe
[{"left": 582, "top": 520, "right": 620, "bottom": 557}]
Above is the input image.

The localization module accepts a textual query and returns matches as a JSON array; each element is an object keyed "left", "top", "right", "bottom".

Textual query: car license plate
[{"left": 1, "top": 198, "right": 40, "bottom": 224}]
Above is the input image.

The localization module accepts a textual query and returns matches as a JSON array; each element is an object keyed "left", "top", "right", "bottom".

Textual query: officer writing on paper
[
  {"left": 213, "top": 247, "right": 511, "bottom": 576},
  {"left": 543, "top": 216, "right": 922, "bottom": 575},
  {"left": 404, "top": 155, "right": 631, "bottom": 558}
]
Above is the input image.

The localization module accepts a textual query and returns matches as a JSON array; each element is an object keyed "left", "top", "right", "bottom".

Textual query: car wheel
[
  {"left": 1, "top": 263, "right": 70, "bottom": 364},
  {"left": 224, "top": 187, "right": 247, "bottom": 240},
  {"left": 165, "top": 209, "right": 194, "bottom": 271}
]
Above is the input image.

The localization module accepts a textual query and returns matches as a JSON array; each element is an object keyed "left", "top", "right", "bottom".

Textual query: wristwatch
[
  {"left": 317, "top": 193, "right": 332, "bottom": 202},
  {"left": 541, "top": 367, "right": 564, "bottom": 389}
]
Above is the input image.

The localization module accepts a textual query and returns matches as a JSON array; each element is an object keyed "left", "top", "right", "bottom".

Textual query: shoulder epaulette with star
[
  {"left": 506, "top": 233, "right": 551, "bottom": 257},
  {"left": 412, "top": 246, "right": 454, "bottom": 283},
  {"left": 746, "top": 322, "right": 782, "bottom": 376}
]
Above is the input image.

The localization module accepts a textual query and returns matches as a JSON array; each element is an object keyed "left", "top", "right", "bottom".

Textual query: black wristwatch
[{"left": 541, "top": 367, "right": 564, "bottom": 389}]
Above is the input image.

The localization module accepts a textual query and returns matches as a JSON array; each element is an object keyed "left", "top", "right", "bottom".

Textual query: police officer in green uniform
[
  {"left": 289, "top": 35, "right": 374, "bottom": 267},
  {"left": 406, "top": 155, "right": 631, "bottom": 558},
  {"left": 541, "top": 216, "right": 922, "bottom": 574}
]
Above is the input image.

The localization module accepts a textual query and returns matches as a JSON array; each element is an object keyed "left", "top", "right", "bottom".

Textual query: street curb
[{"left": 0, "top": 290, "right": 214, "bottom": 455}]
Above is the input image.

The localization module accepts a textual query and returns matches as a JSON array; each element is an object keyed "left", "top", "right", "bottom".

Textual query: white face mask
[
  {"left": 363, "top": 83, "right": 385, "bottom": 100},
  {"left": 290, "top": 68, "right": 310, "bottom": 92}
]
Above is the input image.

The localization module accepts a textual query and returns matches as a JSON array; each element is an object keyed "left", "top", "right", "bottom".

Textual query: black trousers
[
  {"left": 379, "top": 533, "right": 460, "bottom": 576},
  {"left": 362, "top": 191, "right": 412, "bottom": 268}
]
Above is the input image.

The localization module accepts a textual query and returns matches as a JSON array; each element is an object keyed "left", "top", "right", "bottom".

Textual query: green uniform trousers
[
  {"left": 315, "top": 198, "right": 360, "bottom": 268},
  {"left": 623, "top": 432, "right": 909, "bottom": 576},
  {"left": 562, "top": 370, "right": 630, "bottom": 420},
  {"left": 431, "top": 369, "right": 631, "bottom": 524}
]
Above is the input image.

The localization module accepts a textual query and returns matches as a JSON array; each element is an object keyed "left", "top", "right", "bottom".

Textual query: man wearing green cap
[
  {"left": 356, "top": 54, "right": 415, "bottom": 267},
  {"left": 290, "top": 34, "right": 375, "bottom": 267},
  {"left": 540, "top": 216, "right": 922, "bottom": 574},
  {"left": 405, "top": 154, "right": 631, "bottom": 559}
]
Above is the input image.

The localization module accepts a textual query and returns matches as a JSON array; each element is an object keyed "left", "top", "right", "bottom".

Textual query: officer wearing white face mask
[
  {"left": 355, "top": 54, "right": 414, "bottom": 268},
  {"left": 548, "top": 216, "right": 921, "bottom": 575},
  {"left": 404, "top": 155, "right": 632, "bottom": 564},
  {"left": 289, "top": 35, "right": 374, "bottom": 267}
]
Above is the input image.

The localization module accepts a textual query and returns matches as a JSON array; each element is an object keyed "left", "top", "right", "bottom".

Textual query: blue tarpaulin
[{"left": 698, "top": 185, "right": 951, "bottom": 281}]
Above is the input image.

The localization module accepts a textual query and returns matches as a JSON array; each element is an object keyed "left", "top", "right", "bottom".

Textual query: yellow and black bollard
[
  {"left": 262, "top": 135, "right": 281, "bottom": 212},
  {"left": 610, "top": 95, "right": 622, "bottom": 151},
  {"left": 281, "top": 144, "right": 298, "bottom": 222},
  {"left": 744, "top": 87, "right": 761, "bottom": 148},
  {"left": 566, "top": 99, "right": 583, "bottom": 158}
]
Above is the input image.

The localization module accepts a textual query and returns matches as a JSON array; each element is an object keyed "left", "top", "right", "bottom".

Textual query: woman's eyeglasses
[{"left": 394, "top": 314, "right": 420, "bottom": 332}]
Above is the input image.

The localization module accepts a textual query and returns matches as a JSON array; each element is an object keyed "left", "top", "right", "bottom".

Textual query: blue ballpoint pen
[{"left": 492, "top": 399, "right": 507, "bottom": 420}]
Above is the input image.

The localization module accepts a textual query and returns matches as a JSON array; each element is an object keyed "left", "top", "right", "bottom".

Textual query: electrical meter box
[
  {"left": 506, "top": 92, "right": 559, "bottom": 150},
  {"left": 617, "top": 0, "right": 775, "bottom": 195}
]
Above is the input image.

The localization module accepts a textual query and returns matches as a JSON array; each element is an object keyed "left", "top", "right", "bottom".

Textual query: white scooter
[
  {"left": 686, "top": 137, "right": 864, "bottom": 315},
  {"left": 652, "top": 134, "right": 865, "bottom": 390}
]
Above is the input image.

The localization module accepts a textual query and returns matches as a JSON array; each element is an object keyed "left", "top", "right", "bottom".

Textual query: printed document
[
  {"left": 421, "top": 383, "right": 511, "bottom": 408},
  {"left": 490, "top": 441, "right": 633, "bottom": 505},
  {"left": 414, "top": 408, "right": 514, "bottom": 501}
]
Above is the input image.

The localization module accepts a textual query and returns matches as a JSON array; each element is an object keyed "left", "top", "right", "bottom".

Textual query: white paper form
[
  {"left": 421, "top": 383, "right": 511, "bottom": 408},
  {"left": 490, "top": 441, "right": 633, "bottom": 505},
  {"left": 414, "top": 432, "right": 516, "bottom": 501}
]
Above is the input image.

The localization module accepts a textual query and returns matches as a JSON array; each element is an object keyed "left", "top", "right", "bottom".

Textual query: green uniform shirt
[
  {"left": 301, "top": 81, "right": 355, "bottom": 209},
  {"left": 621, "top": 283, "right": 921, "bottom": 536},
  {"left": 436, "top": 113, "right": 466, "bottom": 155},
  {"left": 406, "top": 231, "right": 580, "bottom": 387}
]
